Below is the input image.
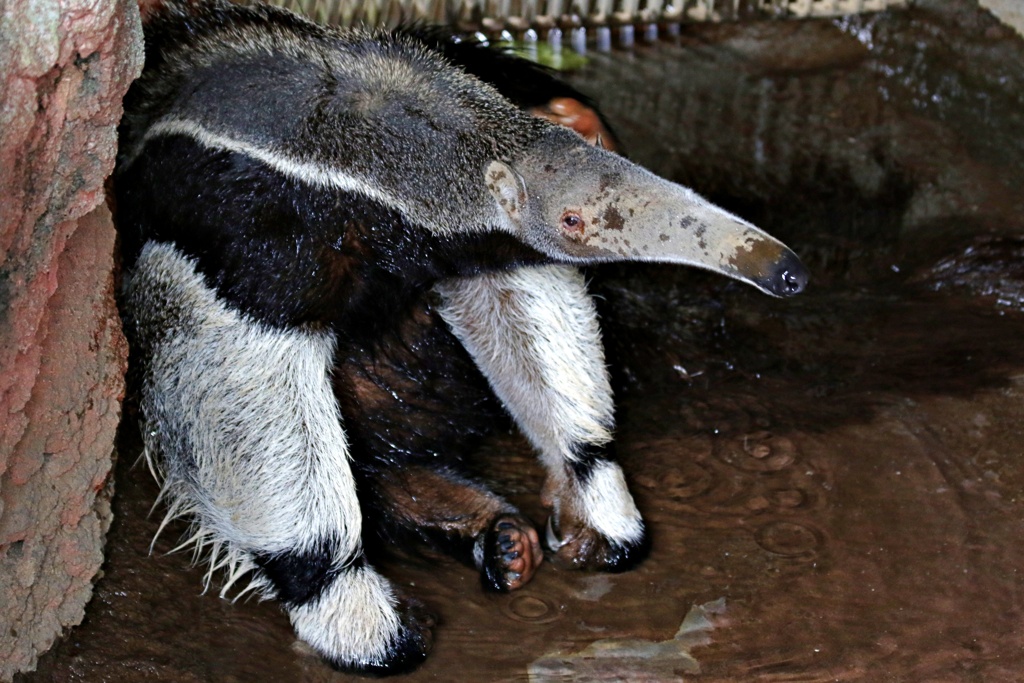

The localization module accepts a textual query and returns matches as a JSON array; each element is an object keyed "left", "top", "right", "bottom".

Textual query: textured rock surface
[{"left": 0, "top": 0, "right": 141, "bottom": 679}]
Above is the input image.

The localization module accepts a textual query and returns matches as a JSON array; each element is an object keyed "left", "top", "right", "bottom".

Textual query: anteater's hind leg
[
  {"left": 435, "top": 265, "right": 651, "bottom": 572},
  {"left": 123, "top": 243, "right": 430, "bottom": 675},
  {"left": 333, "top": 304, "right": 542, "bottom": 591},
  {"left": 358, "top": 464, "right": 543, "bottom": 592}
]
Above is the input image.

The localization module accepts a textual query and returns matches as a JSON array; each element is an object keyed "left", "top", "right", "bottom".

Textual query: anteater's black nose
[{"left": 765, "top": 251, "right": 809, "bottom": 297}]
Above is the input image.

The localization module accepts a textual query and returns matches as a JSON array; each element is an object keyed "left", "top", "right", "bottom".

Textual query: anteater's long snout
[{"left": 501, "top": 130, "right": 809, "bottom": 297}]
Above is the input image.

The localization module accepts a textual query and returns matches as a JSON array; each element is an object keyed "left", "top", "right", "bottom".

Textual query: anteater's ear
[{"left": 485, "top": 160, "right": 527, "bottom": 227}]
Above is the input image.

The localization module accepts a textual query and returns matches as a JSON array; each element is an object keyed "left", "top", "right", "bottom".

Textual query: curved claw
[{"left": 545, "top": 515, "right": 567, "bottom": 551}]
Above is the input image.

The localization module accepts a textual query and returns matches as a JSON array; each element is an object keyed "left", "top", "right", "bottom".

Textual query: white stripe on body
[{"left": 130, "top": 119, "right": 411, "bottom": 214}]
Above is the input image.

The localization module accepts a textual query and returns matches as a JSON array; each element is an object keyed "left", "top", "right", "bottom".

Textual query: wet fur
[{"left": 118, "top": 0, "right": 648, "bottom": 674}]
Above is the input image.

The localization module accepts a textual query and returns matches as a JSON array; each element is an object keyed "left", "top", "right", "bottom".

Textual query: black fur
[
  {"left": 253, "top": 538, "right": 350, "bottom": 607},
  {"left": 598, "top": 529, "right": 652, "bottom": 573},
  {"left": 568, "top": 441, "right": 614, "bottom": 483},
  {"left": 117, "top": 134, "right": 548, "bottom": 333}
]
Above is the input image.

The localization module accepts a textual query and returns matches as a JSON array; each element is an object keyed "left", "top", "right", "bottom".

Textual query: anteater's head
[{"left": 485, "top": 126, "right": 806, "bottom": 297}]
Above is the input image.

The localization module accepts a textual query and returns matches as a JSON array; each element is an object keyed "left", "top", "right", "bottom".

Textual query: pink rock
[{"left": 0, "top": 0, "right": 142, "bottom": 678}]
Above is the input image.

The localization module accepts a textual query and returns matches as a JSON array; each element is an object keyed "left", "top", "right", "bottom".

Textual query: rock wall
[{"left": 0, "top": 0, "right": 142, "bottom": 679}]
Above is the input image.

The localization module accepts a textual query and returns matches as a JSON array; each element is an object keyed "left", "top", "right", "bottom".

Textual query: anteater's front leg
[
  {"left": 123, "top": 243, "right": 431, "bottom": 675},
  {"left": 435, "top": 265, "right": 650, "bottom": 572}
]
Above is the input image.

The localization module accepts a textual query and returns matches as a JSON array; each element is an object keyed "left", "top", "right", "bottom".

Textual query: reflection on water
[
  {"left": 23, "top": 5, "right": 1024, "bottom": 682},
  {"left": 528, "top": 599, "right": 725, "bottom": 681}
]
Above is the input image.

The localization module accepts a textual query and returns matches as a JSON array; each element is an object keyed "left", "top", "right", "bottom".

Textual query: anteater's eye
[{"left": 561, "top": 211, "right": 584, "bottom": 233}]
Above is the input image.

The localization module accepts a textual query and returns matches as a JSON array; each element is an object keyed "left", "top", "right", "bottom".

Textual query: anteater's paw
[
  {"left": 480, "top": 514, "right": 543, "bottom": 592},
  {"left": 290, "top": 565, "right": 434, "bottom": 676},
  {"left": 545, "top": 513, "right": 651, "bottom": 573},
  {"left": 542, "top": 460, "right": 650, "bottom": 573},
  {"left": 334, "top": 597, "right": 434, "bottom": 677}
]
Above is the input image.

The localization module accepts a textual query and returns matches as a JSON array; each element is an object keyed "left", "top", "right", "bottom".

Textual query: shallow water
[{"left": 22, "top": 5, "right": 1024, "bottom": 682}]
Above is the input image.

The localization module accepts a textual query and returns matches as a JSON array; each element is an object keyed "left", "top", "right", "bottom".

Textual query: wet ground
[{"left": 21, "top": 4, "right": 1024, "bottom": 682}]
